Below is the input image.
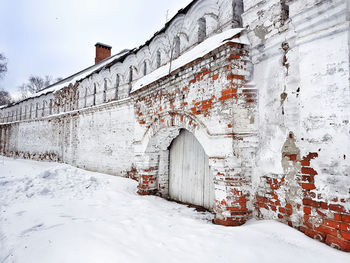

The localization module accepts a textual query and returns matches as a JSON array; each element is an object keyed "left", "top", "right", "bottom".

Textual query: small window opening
[
  {"left": 29, "top": 104, "right": 33, "bottom": 119},
  {"left": 57, "top": 98, "right": 61, "bottom": 113},
  {"left": 129, "top": 67, "right": 133, "bottom": 83},
  {"left": 93, "top": 84, "right": 97, "bottom": 106},
  {"left": 35, "top": 103, "right": 39, "bottom": 118},
  {"left": 143, "top": 61, "right": 147, "bottom": 76},
  {"left": 75, "top": 92, "right": 79, "bottom": 110},
  {"left": 42, "top": 101, "right": 46, "bottom": 117},
  {"left": 156, "top": 50, "right": 161, "bottom": 68},
  {"left": 280, "top": 0, "right": 289, "bottom": 26},
  {"left": 115, "top": 75, "right": 120, "bottom": 100},
  {"left": 84, "top": 87, "right": 88, "bottom": 108},
  {"left": 173, "top": 36, "right": 180, "bottom": 58},
  {"left": 198, "top": 17, "right": 206, "bottom": 42},
  {"left": 103, "top": 79, "right": 107, "bottom": 102},
  {"left": 232, "top": 1, "right": 243, "bottom": 27},
  {"left": 65, "top": 99, "right": 68, "bottom": 112},
  {"left": 49, "top": 99, "right": 53, "bottom": 115}
]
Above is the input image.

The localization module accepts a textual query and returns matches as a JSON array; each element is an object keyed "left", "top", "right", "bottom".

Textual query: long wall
[
  {"left": 0, "top": 0, "right": 350, "bottom": 252},
  {"left": 0, "top": 0, "right": 241, "bottom": 125},
  {"left": 0, "top": 0, "right": 241, "bottom": 175},
  {"left": 0, "top": 99, "right": 135, "bottom": 177}
]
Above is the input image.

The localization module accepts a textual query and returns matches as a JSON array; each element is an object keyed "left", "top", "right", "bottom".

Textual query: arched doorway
[{"left": 169, "top": 129, "right": 215, "bottom": 211}]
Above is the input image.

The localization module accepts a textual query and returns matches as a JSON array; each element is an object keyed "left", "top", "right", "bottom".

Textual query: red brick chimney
[{"left": 95, "top": 42, "right": 112, "bottom": 64}]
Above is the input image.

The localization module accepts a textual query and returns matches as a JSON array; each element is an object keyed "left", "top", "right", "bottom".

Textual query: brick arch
[
  {"left": 136, "top": 112, "right": 217, "bottom": 198},
  {"left": 136, "top": 110, "right": 252, "bottom": 227},
  {"left": 137, "top": 111, "right": 214, "bottom": 157}
]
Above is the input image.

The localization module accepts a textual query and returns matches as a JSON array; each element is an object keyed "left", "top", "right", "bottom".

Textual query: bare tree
[
  {"left": 160, "top": 21, "right": 185, "bottom": 75},
  {"left": 0, "top": 54, "right": 11, "bottom": 105},
  {"left": 18, "top": 75, "right": 61, "bottom": 99},
  {"left": 0, "top": 88, "right": 12, "bottom": 106},
  {"left": 0, "top": 53, "right": 7, "bottom": 79}
]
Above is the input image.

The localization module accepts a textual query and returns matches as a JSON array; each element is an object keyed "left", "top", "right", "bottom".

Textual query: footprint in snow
[
  {"left": 15, "top": 211, "right": 26, "bottom": 216},
  {"left": 20, "top": 223, "right": 64, "bottom": 237},
  {"left": 21, "top": 223, "right": 44, "bottom": 236}
]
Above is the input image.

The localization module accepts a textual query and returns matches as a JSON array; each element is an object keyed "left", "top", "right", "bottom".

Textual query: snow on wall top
[
  {"left": 1, "top": 0, "right": 243, "bottom": 113},
  {"left": 29, "top": 49, "right": 130, "bottom": 99},
  {"left": 131, "top": 28, "right": 248, "bottom": 92}
]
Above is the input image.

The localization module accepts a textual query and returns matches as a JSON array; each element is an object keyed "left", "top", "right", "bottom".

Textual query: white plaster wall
[
  {"left": 1, "top": 100, "right": 135, "bottom": 177},
  {"left": 297, "top": 20, "right": 350, "bottom": 202},
  {"left": 74, "top": 101, "right": 135, "bottom": 176},
  {"left": 242, "top": 0, "right": 350, "bottom": 208},
  {"left": 15, "top": 120, "right": 61, "bottom": 156}
]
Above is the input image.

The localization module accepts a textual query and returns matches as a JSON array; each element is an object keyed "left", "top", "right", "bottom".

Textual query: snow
[
  {"left": 131, "top": 28, "right": 249, "bottom": 92},
  {"left": 0, "top": 157, "right": 349, "bottom": 263}
]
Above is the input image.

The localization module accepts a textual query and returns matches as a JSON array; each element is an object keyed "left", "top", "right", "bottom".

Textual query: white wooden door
[{"left": 169, "top": 129, "right": 215, "bottom": 211}]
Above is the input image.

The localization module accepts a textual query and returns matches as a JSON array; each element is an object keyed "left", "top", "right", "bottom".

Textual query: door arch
[{"left": 169, "top": 129, "right": 215, "bottom": 211}]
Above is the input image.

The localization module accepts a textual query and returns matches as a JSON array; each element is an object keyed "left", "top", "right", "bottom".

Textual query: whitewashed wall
[
  {"left": 0, "top": 99, "right": 135, "bottom": 176},
  {"left": 242, "top": 0, "right": 350, "bottom": 250},
  {"left": 0, "top": 0, "right": 349, "bottom": 250}
]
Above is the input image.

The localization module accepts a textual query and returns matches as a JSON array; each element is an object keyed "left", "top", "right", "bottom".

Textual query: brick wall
[{"left": 132, "top": 41, "right": 258, "bottom": 226}]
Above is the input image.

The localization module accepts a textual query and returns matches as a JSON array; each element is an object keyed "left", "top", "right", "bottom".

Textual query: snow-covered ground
[{"left": 0, "top": 157, "right": 349, "bottom": 263}]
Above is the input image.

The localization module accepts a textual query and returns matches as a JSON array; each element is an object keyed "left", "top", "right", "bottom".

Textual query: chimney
[{"left": 95, "top": 42, "right": 112, "bottom": 64}]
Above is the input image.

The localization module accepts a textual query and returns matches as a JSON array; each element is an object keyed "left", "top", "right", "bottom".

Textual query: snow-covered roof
[
  {"left": 1, "top": 0, "right": 248, "bottom": 109},
  {"left": 2, "top": 1, "right": 203, "bottom": 108},
  {"left": 29, "top": 28, "right": 248, "bottom": 100},
  {"left": 95, "top": 42, "right": 112, "bottom": 49},
  {"left": 32, "top": 49, "right": 130, "bottom": 99},
  {"left": 0, "top": 49, "right": 131, "bottom": 110},
  {"left": 131, "top": 28, "right": 249, "bottom": 93}
]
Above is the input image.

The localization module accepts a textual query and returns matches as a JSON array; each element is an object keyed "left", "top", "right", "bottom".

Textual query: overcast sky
[{"left": 0, "top": 0, "right": 192, "bottom": 97}]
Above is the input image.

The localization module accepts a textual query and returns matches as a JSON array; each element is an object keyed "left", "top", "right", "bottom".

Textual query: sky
[{"left": 0, "top": 0, "right": 193, "bottom": 98}]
